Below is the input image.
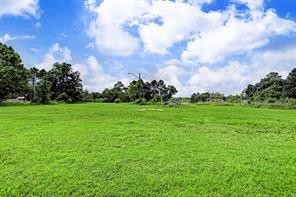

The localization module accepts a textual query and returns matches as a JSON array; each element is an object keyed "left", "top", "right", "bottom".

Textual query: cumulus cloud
[
  {"left": 86, "top": 0, "right": 224, "bottom": 56},
  {"left": 187, "top": 61, "right": 251, "bottom": 95},
  {"left": 181, "top": 9, "right": 296, "bottom": 64},
  {"left": 73, "top": 56, "right": 116, "bottom": 92},
  {"left": 0, "top": 34, "right": 36, "bottom": 43},
  {"left": 234, "top": 0, "right": 264, "bottom": 10},
  {"left": 36, "top": 43, "right": 72, "bottom": 70},
  {"left": 0, "top": 0, "right": 39, "bottom": 18},
  {"left": 183, "top": 44, "right": 296, "bottom": 95},
  {"left": 249, "top": 45, "right": 296, "bottom": 77},
  {"left": 154, "top": 64, "right": 184, "bottom": 89},
  {"left": 138, "top": 1, "right": 223, "bottom": 54},
  {"left": 86, "top": 0, "right": 296, "bottom": 62},
  {"left": 86, "top": 0, "right": 149, "bottom": 56}
]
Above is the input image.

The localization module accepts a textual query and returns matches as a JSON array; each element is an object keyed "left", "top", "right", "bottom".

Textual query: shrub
[
  {"left": 114, "top": 98, "right": 121, "bottom": 103},
  {"left": 56, "top": 92, "right": 69, "bottom": 102},
  {"left": 134, "top": 98, "right": 147, "bottom": 105}
]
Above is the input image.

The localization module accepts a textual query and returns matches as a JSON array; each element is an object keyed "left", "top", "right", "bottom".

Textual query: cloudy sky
[{"left": 1, "top": 0, "right": 296, "bottom": 96}]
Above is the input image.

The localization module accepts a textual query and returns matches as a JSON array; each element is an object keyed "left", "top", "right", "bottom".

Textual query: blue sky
[{"left": 0, "top": 0, "right": 296, "bottom": 96}]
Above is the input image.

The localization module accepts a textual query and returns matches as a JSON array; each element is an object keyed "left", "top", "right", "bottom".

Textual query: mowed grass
[{"left": 0, "top": 103, "right": 295, "bottom": 196}]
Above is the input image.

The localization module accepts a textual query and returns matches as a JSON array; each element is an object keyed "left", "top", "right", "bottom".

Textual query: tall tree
[
  {"left": 254, "top": 72, "right": 284, "bottom": 101},
  {"left": 48, "top": 62, "right": 83, "bottom": 102},
  {"left": 30, "top": 67, "right": 39, "bottom": 101},
  {"left": 243, "top": 84, "right": 257, "bottom": 99},
  {"left": 0, "top": 43, "right": 29, "bottom": 103},
  {"left": 35, "top": 69, "right": 50, "bottom": 104},
  {"left": 91, "top": 92, "right": 101, "bottom": 102},
  {"left": 283, "top": 68, "right": 296, "bottom": 98}
]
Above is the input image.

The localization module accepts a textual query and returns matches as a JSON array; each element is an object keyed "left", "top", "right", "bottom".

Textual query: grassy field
[{"left": 0, "top": 103, "right": 295, "bottom": 196}]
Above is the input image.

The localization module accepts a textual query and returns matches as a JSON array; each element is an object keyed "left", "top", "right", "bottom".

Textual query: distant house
[
  {"left": 16, "top": 96, "right": 25, "bottom": 101},
  {"left": 207, "top": 98, "right": 224, "bottom": 103}
]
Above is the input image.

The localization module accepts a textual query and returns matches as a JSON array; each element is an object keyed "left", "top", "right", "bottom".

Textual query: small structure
[
  {"left": 16, "top": 96, "right": 25, "bottom": 101},
  {"left": 207, "top": 98, "right": 224, "bottom": 103}
]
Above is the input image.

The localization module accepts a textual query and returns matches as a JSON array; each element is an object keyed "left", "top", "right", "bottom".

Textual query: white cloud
[
  {"left": 138, "top": 1, "right": 223, "bottom": 54},
  {"left": 249, "top": 45, "right": 296, "bottom": 77},
  {"left": 86, "top": 0, "right": 149, "bottom": 56},
  {"left": 183, "top": 44, "right": 296, "bottom": 95},
  {"left": 86, "top": 0, "right": 296, "bottom": 65},
  {"left": 181, "top": 9, "right": 296, "bottom": 64},
  {"left": 234, "top": 0, "right": 264, "bottom": 10},
  {"left": 35, "top": 22, "right": 41, "bottom": 28},
  {"left": 30, "top": 47, "right": 39, "bottom": 52},
  {"left": 155, "top": 64, "right": 184, "bottom": 89},
  {"left": 36, "top": 43, "right": 72, "bottom": 70},
  {"left": 0, "top": 34, "right": 36, "bottom": 43},
  {"left": 185, "top": 0, "right": 214, "bottom": 6},
  {"left": 0, "top": 0, "right": 39, "bottom": 18},
  {"left": 187, "top": 61, "right": 251, "bottom": 95},
  {"left": 73, "top": 56, "right": 115, "bottom": 92},
  {"left": 86, "top": 0, "right": 224, "bottom": 56}
]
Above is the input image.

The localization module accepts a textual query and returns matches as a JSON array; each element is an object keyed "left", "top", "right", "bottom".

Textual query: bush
[
  {"left": 134, "top": 98, "right": 147, "bottom": 105},
  {"left": 163, "top": 101, "right": 180, "bottom": 107},
  {"left": 151, "top": 96, "right": 159, "bottom": 104},
  {"left": 56, "top": 92, "right": 69, "bottom": 102},
  {"left": 249, "top": 98, "right": 296, "bottom": 109},
  {"left": 114, "top": 98, "right": 121, "bottom": 103}
]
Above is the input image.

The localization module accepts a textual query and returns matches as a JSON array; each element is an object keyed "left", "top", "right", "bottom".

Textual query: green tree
[
  {"left": 283, "top": 68, "right": 296, "bottom": 98},
  {"left": 35, "top": 69, "right": 50, "bottom": 104},
  {"left": 243, "top": 84, "right": 257, "bottom": 99},
  {"left": 91, "top": 92, "right": 101, "bottom": 102},
  {"left": 101, "top": 88, "right": 114, "bottom": 102},
  {"left": 29, "top": 67, "right": 39, "bottom": 101},
  {"left": 210, "top": 92, "right": 225, "bottom": 100},
  {"left": 48, "top": 62, "right": 83, "bottom": 102},
  {"left": 0, "top": 43, "right": 29, "bottom": 103},
  {"left": 254, "top": 72, "right": 284, "bottom": 102},
  {"left": 128, "top": 80, "right": 144, "bottom": 101}
]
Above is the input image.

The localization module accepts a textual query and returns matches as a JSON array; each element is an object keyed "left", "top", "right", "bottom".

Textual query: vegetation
[
  {"left": 0, "top": 103, "right": 295, "bottom": 195},
  {"left": 1, "top": 42, "right": 295, "bottom": 107},
  {"left": 0, "top": 43, "right": 29, "bottom": 103},
  {"left": 190, "top": 92, "right": 225, "bottom": 103},
  {"left": 0, "top": 42, "right": 177, "bottom": 105},
  {"left": 83, "top": 79, "right": 177, "bottom": 104},
  {"left": 243, "top": 69, "right": 296, "bottom": 102},
  {"left": 189, "top": 68, "right": 296, "bottom": 108}
]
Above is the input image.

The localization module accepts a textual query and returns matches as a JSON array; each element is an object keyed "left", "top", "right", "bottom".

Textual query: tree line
[
  {"left": 1, "top": 42, "right": 295, "bottom": 105},
  {"left": 82, "top": 80, "right": 177, "bottom": 104},
  {"left": 190, "top": 69, "right": 296, "bottom": 104},
  {"left": 242, "top": 70, "right": 296, "bottom": 102},
  {"left": 0, "top": 42, "right": 177, "bottom": 104}
]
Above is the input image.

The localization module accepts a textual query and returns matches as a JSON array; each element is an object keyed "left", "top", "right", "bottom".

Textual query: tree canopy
[{"left": 0, "top": 43, "right": 29, "bottom": 102}]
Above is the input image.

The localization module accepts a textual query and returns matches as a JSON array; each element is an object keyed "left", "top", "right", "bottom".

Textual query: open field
[{"left": 0, "top": 103, "right": 295, "bottom": 196}]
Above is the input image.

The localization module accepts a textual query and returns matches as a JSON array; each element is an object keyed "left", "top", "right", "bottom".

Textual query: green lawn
[{"left": 0, "top": 103, "right": 295, "bottom": 196}]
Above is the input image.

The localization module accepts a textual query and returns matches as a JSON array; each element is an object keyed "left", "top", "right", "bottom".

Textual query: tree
[
  {"left": 35, "top": 69, "right": 50, "bottom": 104},
  {"left": 190, "top": 93, "right": 200, "bottom": 103},
  {"left": 112, "top": 81, "right": 128, "bottom": 102},
  {"left": 163, "top": 85, "right": 177, "bottom": 101},
  {"left": 0, "top": 43, "right": 29, "bottom": 103},
  {"left": 210, "top": 92, "right": 225, "bottom": 100},
  {"left": 91, "top": 92, "right": 101, "bottom": 102},
  {"left": 48, "top": 62, "right": 83, "bottom": 102},
  {"left": 128, "top": 80, "right": 144, "bottom": 101},
  {"left": 101, "top": 88, "right": 114, "bottom": 102},
  {"left": 29, "top": 67, "right": 39, "bottom": 101},
  {"left": 283, "top": 68, "right": 296, "bottom": 98},
  {"left": 243, "top": 84, "right": 257, "bottom": 99},
  {"left": 254, "top": 72, "right": 284, "bottom": 101},
  {"left": 199, "top": 92, "right": 210, "bottom": 102}
]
